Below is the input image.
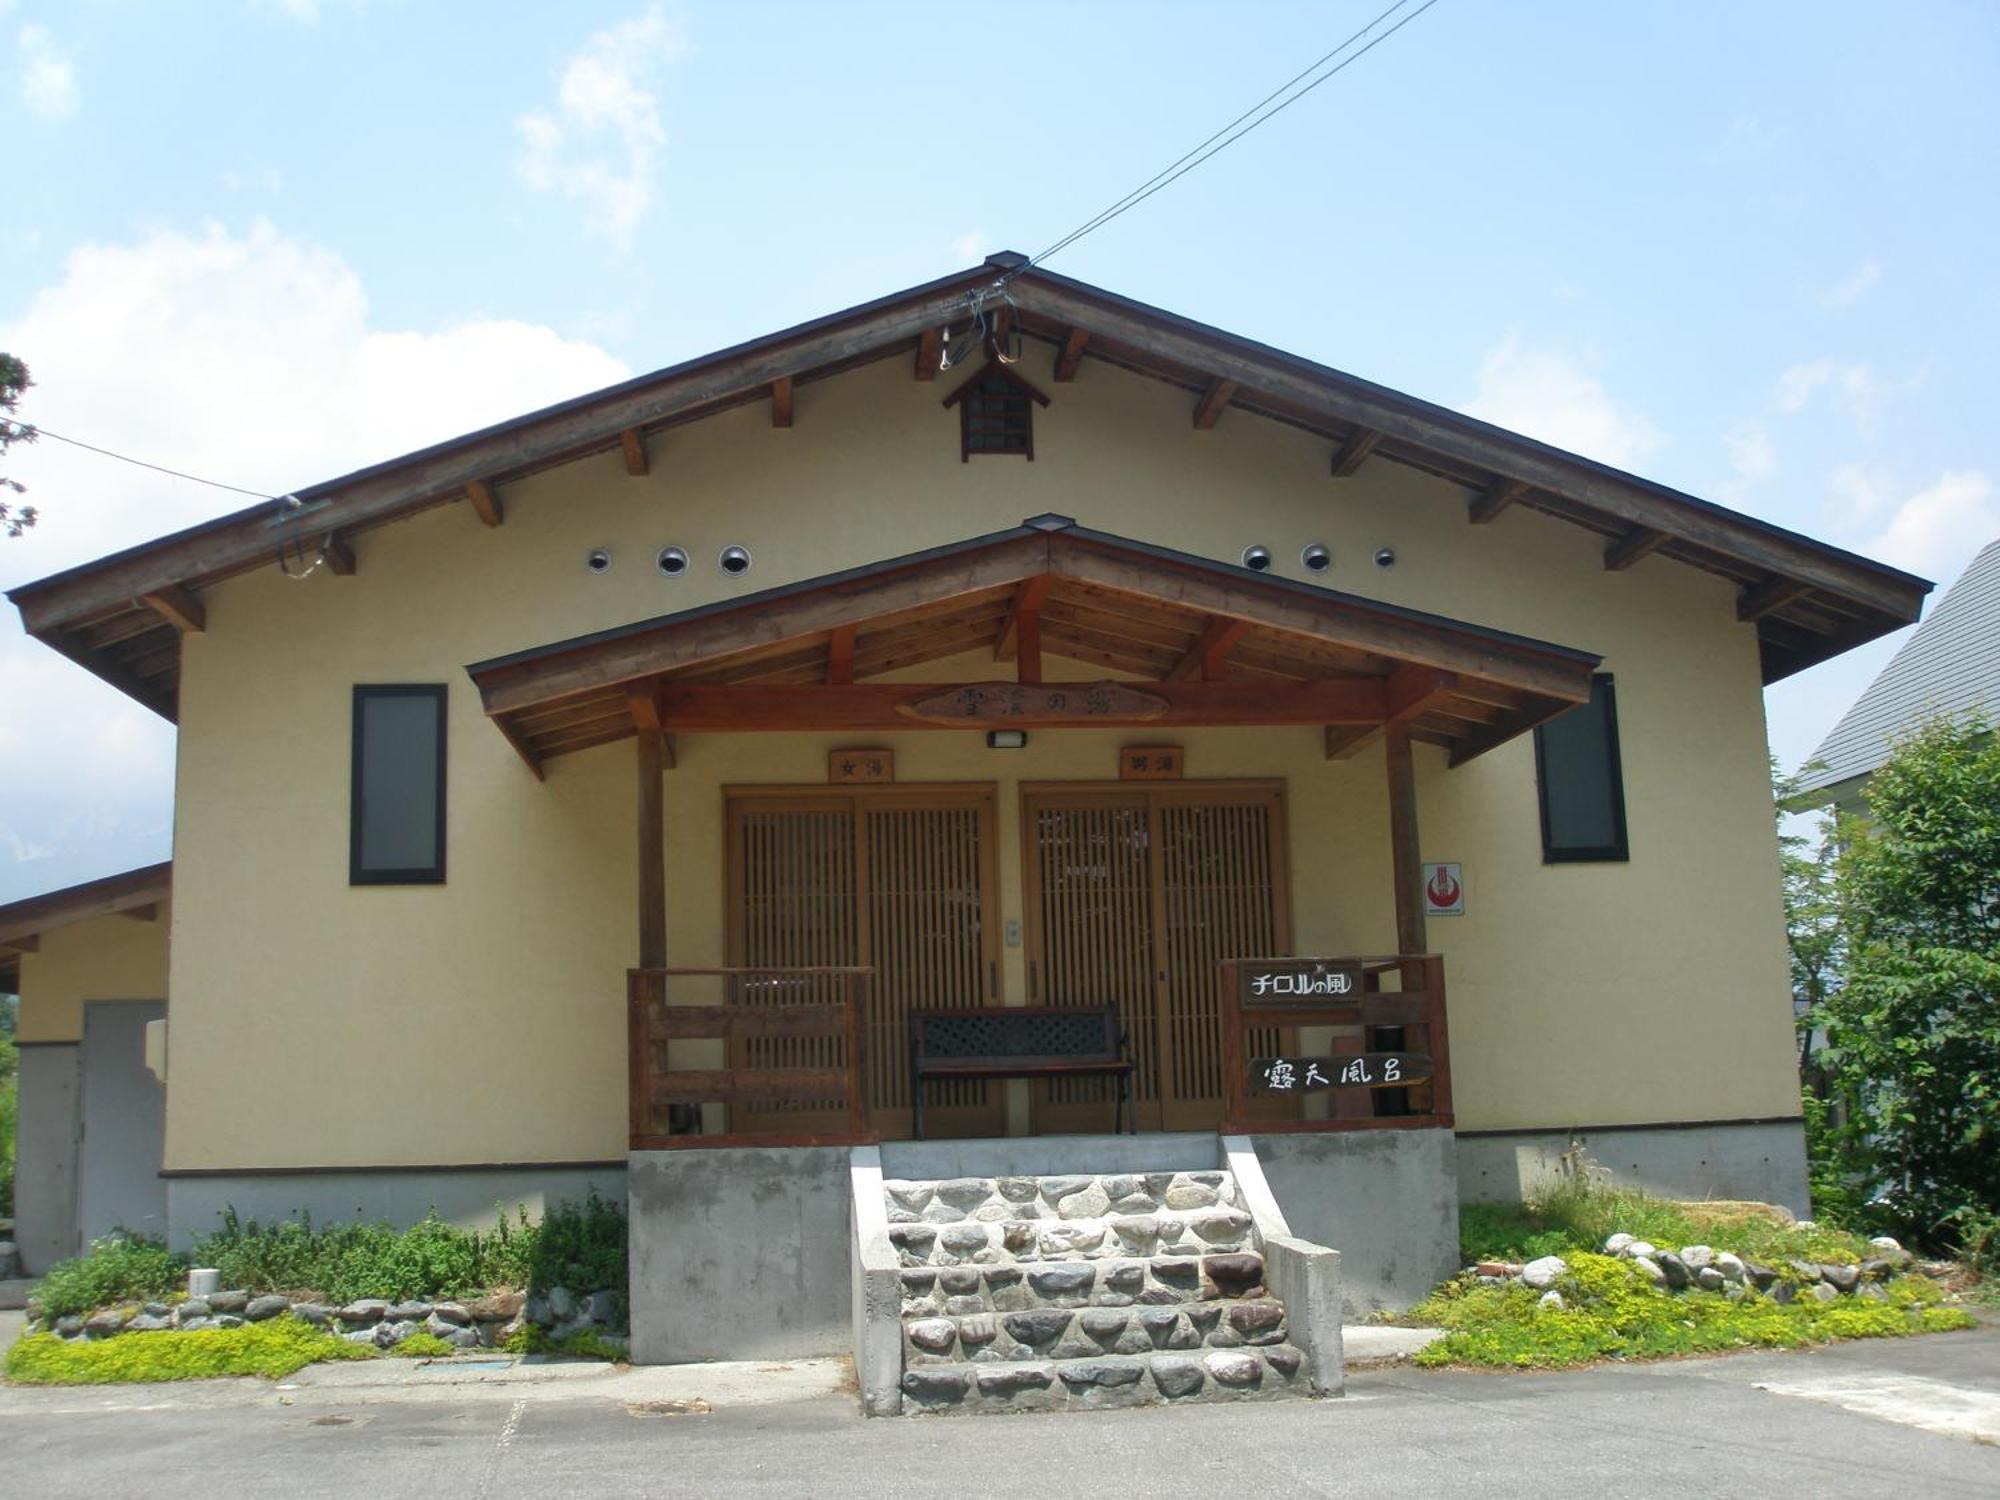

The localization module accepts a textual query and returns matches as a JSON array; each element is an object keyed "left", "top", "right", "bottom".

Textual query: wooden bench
[{"left": 907, "top": 1005, "right": 1133, "bottom": 1139}]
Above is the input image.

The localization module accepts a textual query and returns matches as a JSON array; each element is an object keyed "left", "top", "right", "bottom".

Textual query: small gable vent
[{"left": 942, "top": 357, "right": 1052, "bottom": 462}]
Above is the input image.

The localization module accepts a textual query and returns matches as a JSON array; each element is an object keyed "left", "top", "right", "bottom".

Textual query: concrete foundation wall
[
  {"left": 628, "top": 1146, "right": 853, "bottom": 1365},
  {"left": 1250, "top": 1129, "right": 1460, "bottom": 1319},
  {"left": 1455, "top": 1119, "right": 1811, "bottom": 1218},
  {"left": 163, "top": 1165, "right": 625, "bottom": 1250},
  {"left": 14, "top": 1044, "right": 80, "bottom": 1272},
  {"left": 877, "top": 1133, "right": 1220, "bottom": 1181}
]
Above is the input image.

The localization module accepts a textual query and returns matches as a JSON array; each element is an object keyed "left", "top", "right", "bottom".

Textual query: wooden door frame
[
  {"left": 722, "top": 782, "right": 1002, "bottom": 1138},
  {"left": 1018, "top": 778, "right": 1293, "bottom": 1134}
]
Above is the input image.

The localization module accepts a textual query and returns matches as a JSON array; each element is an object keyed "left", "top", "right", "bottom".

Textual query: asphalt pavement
[{"left": 0, "top": 1325, "right": 1994, "bottom": 1499}]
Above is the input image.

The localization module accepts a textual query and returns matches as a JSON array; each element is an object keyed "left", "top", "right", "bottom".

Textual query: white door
[{"left": 77, "top": 1002, "right": 167, "bottom": 1244}]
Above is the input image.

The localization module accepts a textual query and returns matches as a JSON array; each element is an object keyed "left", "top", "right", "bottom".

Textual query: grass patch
[
  {"left": 4, "top": 1316, "right": 376, "bottom": 1385},
  {"left": 1459, "top": 1177, "right": 1876, "bottom": 1268},
  {"left": 1412, "top": 1252, "right": 1975, "bottom": 1370},
  {"left": 389, "top": 1331, "right": 457, "bottom": 1358},
  {"left": 33, "top": 1236, "right": 187, "bottom": 1320}
]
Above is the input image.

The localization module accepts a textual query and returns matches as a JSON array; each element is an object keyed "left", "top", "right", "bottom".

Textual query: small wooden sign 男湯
[
  {"left": 1119, "top": 745, "right": 1183, "bottom": 780},
  {"left": 1249, "top": 1053, "right": 1431, "bottom": 1093}
]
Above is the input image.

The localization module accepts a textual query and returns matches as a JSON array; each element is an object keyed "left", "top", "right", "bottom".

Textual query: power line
[
  {"left": 1004, "top": 0, "right": 1446, "bottom": 282},
  {"left": 3, "top": 419, "right": 279, "bottom": 500}
]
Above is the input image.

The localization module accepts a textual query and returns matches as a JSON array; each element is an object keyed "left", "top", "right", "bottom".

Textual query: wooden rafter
[
  {"left": 1604, "top": 527, "right": 1668, "bottom": 571},
  {"left": 915, "top": 328, "right": 942, "bottom": 381},
  {"left": 620, "top": 429, "right": 650, "bottom": 476},
  {"left": 1320, "top": 665, "right": 1454, "bottom": 760},
  {"left": 1015, "top": 605, "right": 1043, "bottom": 685},
  {"left": 827, "top": 624, "right": 856, "bottom": 685},
  {"left": 1329, "top": 426, "right": 1382, "bottom": 478},
  {"left": 1, "top": 935, "right": 39, "bottom": 954},
  {"left": 771, "top": 377, "right": 793, "bottom": 428},
  {"left": 467, "top": 480, "right": 504, "bottom": 528},
  {"left": 1468, "top": 477, "right": 1527, "bottom": 524},
  {"left": 1054, "top": 328, "right": 1090, "bottom": 382},
  {"left": 1737, "top": 575, "right": 1812, "bottom": 622},
  {"left": 1168, "top": 617, "right": 1248, "bottom": 681},
  {"left": 1192, "top": 378, "right": 1237, "bottom": 430},
  {"left": 139, "top": 585, "right": 205, "bottom": 633},
  {"left": 322, "top": 534, "right": 357, "bottom": 575}
]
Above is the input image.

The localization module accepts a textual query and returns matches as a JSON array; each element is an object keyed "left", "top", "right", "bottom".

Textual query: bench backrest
[{"left": 910, "top": 1005, "right": 1125, "bottom": 1069}]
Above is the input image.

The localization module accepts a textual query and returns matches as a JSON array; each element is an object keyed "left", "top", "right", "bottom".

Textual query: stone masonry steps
[{"left": 883, "top": 1169, "right": 1318, "bottom": 1415}]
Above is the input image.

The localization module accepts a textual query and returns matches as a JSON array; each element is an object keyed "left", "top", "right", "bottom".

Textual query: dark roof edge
[{"left": 0, "top": 859, "right": 173, "bottom": 943}]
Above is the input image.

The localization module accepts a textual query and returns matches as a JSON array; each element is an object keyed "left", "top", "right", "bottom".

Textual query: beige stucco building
[{"left": 3, "top": 258, "right": 1930, "bottom": 1332}]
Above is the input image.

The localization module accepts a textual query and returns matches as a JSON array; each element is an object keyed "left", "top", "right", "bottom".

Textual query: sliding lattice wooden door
[
  {"left": 1023, "top": 783, "right": 1291, "bottom": 1132},
  {"left": 727, "top": 786, "right": 1001, "bottom": 1139}
]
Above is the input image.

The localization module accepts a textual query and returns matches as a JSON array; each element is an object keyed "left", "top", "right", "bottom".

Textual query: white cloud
[
  {"left": 1724, "top": 422, "right": 1776, "bottom": 484},
  {"left": 515, "top": 4, "right": 686, "bottom": 251},
  {"left": 1461, "top": 334, "right": 1664, "bottom": 472},
  {"left": 1862, "top": 470, "right": 1998, "bottom": 580},
  {"left": 949, "top": 228, "right": 988, "bottom": 265},
  {"left": 19, "top": 23, "right": 78, "bottom": 120},
  {"left": 1822, "top": 259, "right": 1882, "bottom": 310},
  {"left": 0, "top": 220, "right": 629, "bottom": 901},
  {"left": 1775, "top": 357, "right": 1879, "bottom": 437}
]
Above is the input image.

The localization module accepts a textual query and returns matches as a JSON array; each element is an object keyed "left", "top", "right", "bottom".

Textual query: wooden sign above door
[
  {"left": 828, "top": 748, "right": 894, "bottom": 784},
  {"left": 898, "top": 681, "right": 1169, "bottom": 726},
  {"left": 1119, "top": 745, "right": 1183, "bottom": 780}
]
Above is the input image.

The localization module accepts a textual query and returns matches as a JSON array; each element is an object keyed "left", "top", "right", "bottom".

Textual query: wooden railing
[
  {"left": 627, "top": 966, "right": 874, "bottom": 1150},
  {"left": 1216, "top": 954, "right": 1454, "bottom": 1134}
]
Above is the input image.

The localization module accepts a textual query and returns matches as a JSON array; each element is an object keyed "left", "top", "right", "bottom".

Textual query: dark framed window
[
  {"left": 1533, "top": 673, "right": 1629, "bottom": 863},
  {"left": 942, "top": 360, "right": 1051, "bottom": 461},
  {"left": 350, "top": 685, "right": 447, "bottom": 885}
]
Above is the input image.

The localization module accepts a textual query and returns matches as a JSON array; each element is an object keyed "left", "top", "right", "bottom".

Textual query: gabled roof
[
  {"left": 465, "top": 514, "right": 1601, "bottom": 773},
  {"left": 9, "top": 253, "right": 1931, "bottom": 720},
  {"left": 1799, "top": 536, "right": 2000, "bottom": 794},
  {"left": 0, "top": 860, "right": 172, "bottom": 954}
]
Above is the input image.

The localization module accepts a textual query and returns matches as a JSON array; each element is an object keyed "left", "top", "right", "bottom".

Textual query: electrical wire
[
  {"left": 1001, "top": 0, "right": 1445, "bottom": 282},
  {"left": 3, "top": 420, "right": 279, "bottom": 500}
]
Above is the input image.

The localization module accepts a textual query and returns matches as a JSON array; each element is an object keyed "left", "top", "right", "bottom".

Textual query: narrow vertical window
[
  {"left": 941, "top": 360, "right": 1051, "bottom": 461},
  {"left": 1534, "top": 673, "right": 1629, "bottom": 863},
  {"left": 350, "top": 685, "right": 447, "bottom": 884}
]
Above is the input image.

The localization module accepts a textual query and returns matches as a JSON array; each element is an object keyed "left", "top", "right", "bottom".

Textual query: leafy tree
[
  {"left": 1808, "top": 712, "right": 2000, "bottom": 1248},
  {"left": 0, "top": 352, "right": 37, "bottom": 538}
]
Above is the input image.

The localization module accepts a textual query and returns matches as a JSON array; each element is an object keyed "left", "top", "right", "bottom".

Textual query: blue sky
[{"left": 1, "top": 0, "right": 1996, "bottom": 900}]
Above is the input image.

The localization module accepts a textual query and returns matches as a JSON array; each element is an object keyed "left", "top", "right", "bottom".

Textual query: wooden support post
[
  {"left": 321, "top": 534, "right": 357, "bottom": 575},
  {"left": 915, "top": 328, "right": 942, "bottom": 381},
  {"left": 1385, "top": 723, "right": 1426, "bottom": 959},
  {"left": 637, "top": 730, "right": 667, "bottom": 970},
  {"left": 828, "top": 624, "right": 856, "bottom": 685},
  {"left": 466, "top": 479, "right": 504, "bottom": 528},
  {"left": 139, "top": 585, "right": 206, "bottom": 633},
  {"left": 770, "top": 377, "right": 793, "bottom": 428},
  {"left": 1015, "top": 604, "right": 1043, "bottom": 685},
  {"left": 1192, "top": 378, "right": 1236, "bottom": 429},
  {"left": 620, "top": 428, "right": 650, "bottom": 476},
  {"left": 1603, "top": 526, "right": 1668, "bottom": 571},
  {"left": 1468, "top": 477, "right": 1527, "bottom": 524},
  {"left": 1330, "top": 426, "right": 1382, "bottom": 478}
]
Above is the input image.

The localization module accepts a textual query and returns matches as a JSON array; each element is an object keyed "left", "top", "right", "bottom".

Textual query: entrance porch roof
[{"left": 465, "top": 515, "right": 1601, "bottom": 775}]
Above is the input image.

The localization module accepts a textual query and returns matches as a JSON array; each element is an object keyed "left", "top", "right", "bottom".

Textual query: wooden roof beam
[
  {"left": 1192, "top": 379, "right": 1237, "bottom": 430},
  {"left": 771, "top": 377, "right": 793, "bottom": 428},
  {"left": 1, "top": 934, "right": 39, "bottom": 955},
  {"left": 1738, "top": 575, "right": 1813, "bottom": 622},
  {"left": 993, "top": 575, "right": 1056, "bottom": 661},
  {"left": 1329, "top": 427, "right": 1382, "bottom": 478},
  {"left": 139, "top": 585, "right": 205, "bottom": 633},
  {"left": 1323, "top": 723, "right": 1379, "bottom": 760},
  {"left": 1603, "top": 527, "right": 1668, "bottom": 571},
  {"left": 915, "top": 328, "right": 942, "bottom": 382},
  {"left": 322, "top": 534, "right": 356, "bottom": 575},
  {"left": 1469, "top": 477, "right": 1528, "bottom": 524},
  {"left": 1324, "top": 665, "right": 1457, "bottom": 760},
  {"left": 466, "top": 480, "right": 504, "bottom": 528},
  {"left": 1168, "top": 617, "right": 1249, "bottom": 681},
  {"left": 620, "top": 429, "right": 650, "bottom": 476},
  {"left": 1054, "top": 328, "right": 1090, "bottom": 382}
]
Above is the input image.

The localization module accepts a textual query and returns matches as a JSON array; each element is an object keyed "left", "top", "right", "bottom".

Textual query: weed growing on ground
[
  {"left": 389, "top": 1331, "right": 456, "bottom": 1359},
  {"left": 1411, "top": 1251, "right": 1973, "bottom": 1369},
  {"left": 32, "top": 1236, "right": 187, "bottom": 1320},
  {"left": 4, "top": 1316, "right": 375, "bottom": 1385}
]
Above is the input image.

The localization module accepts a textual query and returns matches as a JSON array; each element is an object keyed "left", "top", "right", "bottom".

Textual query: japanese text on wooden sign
[
  {"left": 1236, "top": 959, "right": 1365, "bottom": 1006},
  {"left": 1249, "top": 1053, "right": 1431, "bottom": 1093},
  {"left": 898, "top": 681, "right": 1169, "bottom": 724}
]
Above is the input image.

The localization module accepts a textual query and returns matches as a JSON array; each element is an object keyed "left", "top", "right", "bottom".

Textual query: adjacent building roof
[
  {"left": 0, "top": 860, "right": 173, "bottom": 954},
  {"left": 467, "top": 514, "right": 1603, "bottom": 773},
  {"left": 1799, "top": 536, "right": 2000, "bottom": 796},
  {"left": 8, "top": 253, "right": 1932, "bottom": 719}
]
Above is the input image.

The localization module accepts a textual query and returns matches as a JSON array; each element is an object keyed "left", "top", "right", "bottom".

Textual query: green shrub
[
  {"left": 1412, "top": 1253, "right": 1973, "bottom": 1369},
  {"left": 5, "top": 1316, "right": 374, "bottom": 1385},
  {"left": 390, "top": 1331, "right": 456, "bottom": 1358},
  {"left": 34, "top": 1236, "right": 187, "bottom": 1320},
  {"left": 184, "top": 1192, "right": 626, "bottom": 1306}
]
